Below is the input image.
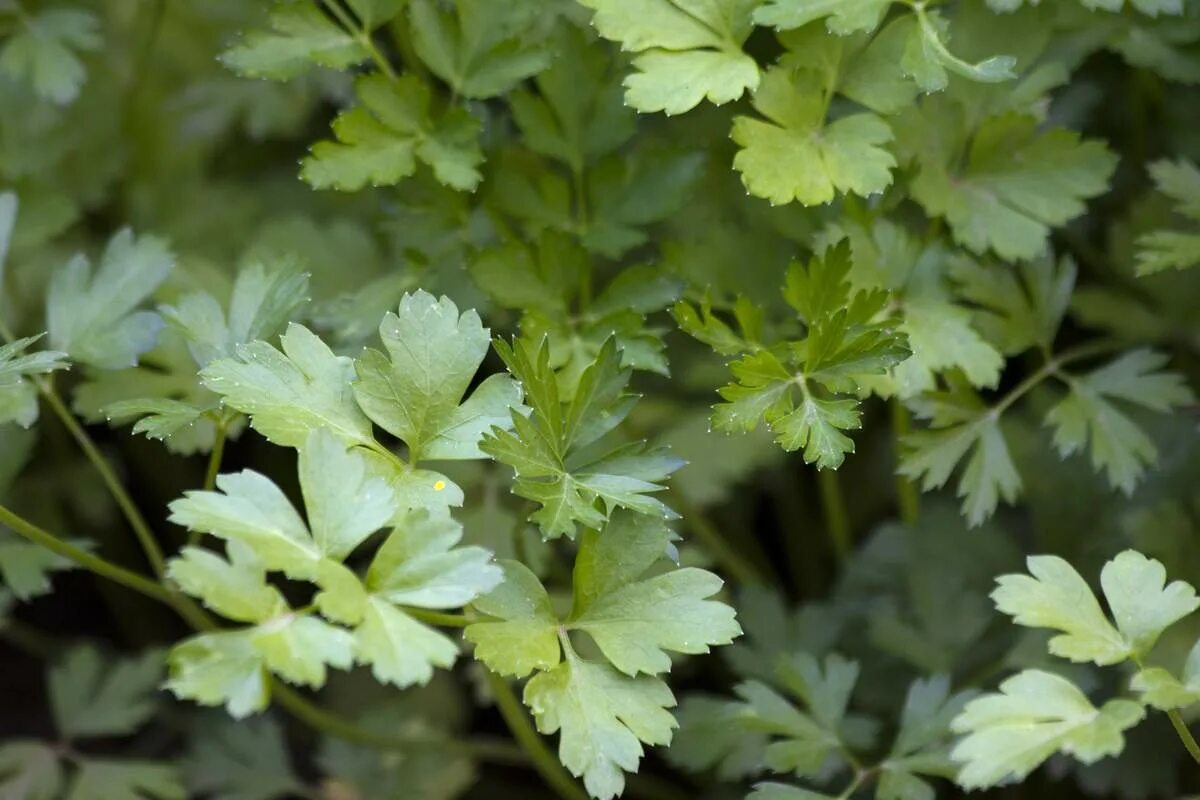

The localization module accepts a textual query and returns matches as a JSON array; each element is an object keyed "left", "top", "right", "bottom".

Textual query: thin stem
[
  {"left": 674, "top": 495, "right": 766, "bottom": 585},
  {"left": 36, "top": 378, "right": 167, "bottom": 578},
  {"left": 817, "top": 468, "right": 851, "bottom": 561},
  {"left": 203, "top": 422, "right": 227, "bottom": 492},
  {"left": 271, "top": 681, "right": 526, "bottom": 764},
  {"left": 891, "top": 400, "right": 919, "bottom": 526},
  {"left": 992, "top": 339, "right": 1124, "bottom": 417},
  {"left": 404, "top": 608, "right": 472, "bottom": 628},
  {"left": 319, "top": 0, "right": 398, "bottom": 81},
  {"left": 0, "top": 505, "right": 532, "bottom": 767},
  {"left": 486, "top": 671, "right": 588, "bottom": 800},
  {"left": 1167, "top": 709, "right": 1200, "bottom": 766},
  {"left": 0, "top": 503, "right": 176, "bottom": 610}
]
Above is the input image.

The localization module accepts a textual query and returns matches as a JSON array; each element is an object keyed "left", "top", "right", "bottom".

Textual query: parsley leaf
[
  {"left": 168, "top": 429, "right": 395, "bottom": 579},
  {"left": 64, "top": 760, "right": 183, "bottom": 800},
  {"left": 676, "top": 242, "right": 909, "bottom": 468},
  {"left": 1136, "top": 158, "right": 1200, "bottom": 274},
  {"left": 352, "top": 290, "right": 521, "bottom": 464},
  {"left": 302, "top": 75, "right": 483, "bottom": 192},
  {"left": 732, "top": 65, "right": 895, "bottom": 206},
  {"left": 992, "top": 550, "right": 1199, "bottom": 665},
  {"left": 220, "top": 3, "right": 366, "bottom": 80},
  {"left": 408, "top": 0, "right": 554, "bottom": 99},
  {"left": 49, "top": 646, "right": 163, "bottom": 740},
  {"left": 201, "top": 323, "right": 373, "bottom": 450},
  {"left": 577, "top": 0, "right": 760, "bottom": 115},
  {"left": 950, "top": 670, "right": 1144, "bottom": 789},
  {"left": 0, "top": 741, "right": 62, "bottom": 800},
  {"left": 0, "top": 334, "right": 68, "bottom": 428},
  {"left": 1045, "top": 349, "right": 1195, "bottom": 493},
  {"left": 482, "top": 338, "right": 682, "bottom": 539},
  {"left": 0, "top": 7, "right": 100, "bottom": 104},
  {"left": 910, "top": 113, "right": 1117, "bottom": 260},
  {"left": 47, "top": 228, "right": 175, "bottom": 369}
]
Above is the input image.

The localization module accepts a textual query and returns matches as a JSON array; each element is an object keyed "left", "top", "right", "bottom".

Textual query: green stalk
[
  {"left": 891, "top": 399, "right": 919, "bottom": 526},
  {"left": 271, "top": 681, "right": 526, "bottom": 765},
  {"left": 404, "top": 608, "right": 472, "bottom": 627},
  {"left": 817, "top": 468, "right": 851, "bottom": 561},
  {"left": 37, "top": 378, "right": 167, "bottom": 579},
  {"left": 203, "top": 422, "right": 227, "bottom": 492},
  {"left": 0, "top": 502, "right": 535, "bottom": 767},
  {"left": 1167, "top": 709, "right": 1200, "bottom": 766},
  {"left": 486, "top": 670, "right": 588, "bottom": 800}
]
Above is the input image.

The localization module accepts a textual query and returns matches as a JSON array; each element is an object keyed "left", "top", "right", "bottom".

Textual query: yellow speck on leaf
[{"left": 433, "top": 480, "right": 446, "bottom": 491}]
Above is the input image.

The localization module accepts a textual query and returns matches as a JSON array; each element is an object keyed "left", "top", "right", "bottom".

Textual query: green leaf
[
  {"left": 0, "top": 8, "right": 101, "bottom": 104},
  {"left": 0, "top": 334, "right": 68, "bottom": 428},
  {"left": 220, "top": 3, "right": 366, "bottom": 80},
  {"left": 682, "top": 243, "right": 909, "bottom": 468},
  {"left": 464, "top": 560, "right": 561, "bottom": 677},
  {"left": 992, "top": 550, "right": 1199, "bottom": 665},
  {"left": 748, "top": 785, "right": 834, "bottom": 800},
  {"left": 899, "top": 380, "right": 1021, "bottom": 526},
  {"left": 950, "top": 254, "right": 1075, "bottom": 356},
  {"left": 1045, "top": 349, "right": 1195, "bottom": 493},
  {"left": 911, "top": 114, "right": 1117, "bottom": 260},
  {"left": 754, "top": 0, "right": 891, "bottom": 34},
  {"left": 735, "top": 652, "right": 863, "bottom": 776},
  {"left": 666, "top": 695, "right": 766, "bottom": 779},
  {"left": 1131, "top": 637, "right": 1200, "bottom": 710},
  {"left": 1137, "top": 159, "right": 1200, "bottom": 274},
  {"left": 165, "top": 632, "right": 269, "bottom": 719},
  {"left": 508, "top": 27, "right": 635, "bottom": 172},
  {"left": 302, "top": 75, "right": 483, "bottom": 192},
  {"left": 102, "top": 398, "right": 208, "bottom": 444},
  {"left": 950, "top": 669, "right": 1145, "bottom": 789},
  {"left": 482, "top": 338, "right": 681, "bottom": 539},
  {"left": 322, "top": 509, "right": 501, "bottom": 687},
  {"left": 901, "top": 9, "right": 1016, "bottom": 93},
  {"left": 732, "top": 66, "right": 895, "bottom": 206},
  {"left": 49, "top": 646, "right": 163, "bottom": 740},
  {"left": 161, "top": 261, "right": 309, "bottom": 369},
  {"left": 352, "top": 290, "right": 520, "bottom": 463},
  {"left": 0, "top": 528, "right": 80, "bottom": 600},
  {"left": 893, "top": 299, "right": 1003, "bottom": 397},
  {"left": 168, "top": 545, "right": 286, "bottom": 624},
  {"left": 878, "top": 676, "right": 976, "bottom": 800},
  {"left": 64, "top": 760, "right": 183, "bottom": 800},
  {"left": 0, "top": 741, "right": 63, "bottom": 800},
  {"left": 201, "top": 323, "right": 374, "bottom": 450},
  {"left": 525, "top": 656, "right": 677, "bottom": 800},
  {"left": 183, "top": 715, "right": 304, "bottom": 800},
  {"left": 568, "top": 512, "right": 741, "bottom": 675},
  {"left": 577, "top": 0, "right": 760, "bottom": 115},
  {"left": 408, "top": 0, "right": 553, "bottom": 99},
  {"left": 47, "top": 228, "right": 175, "bottom": 369},
  {"left": 169, "top": 429, "right": 395, "bottom": 579}
]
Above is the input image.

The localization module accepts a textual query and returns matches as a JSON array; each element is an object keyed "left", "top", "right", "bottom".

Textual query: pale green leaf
[
  {"left": 465, "top": 560, "right": 561, "bottom": 677},
  {"left": 578, "top": 0, "right": 759, "bottom": 114},
  {"left": 64, "top": 760, "right": 183, "bottom": 800},
  {"left": 49, "top": 646, "right": 163, "bottom": 739},
  {"left": 950, "top": 670, "right": 1144, "bottom": 789},
  {"left": 0, "top": 8, "right": 100, "bottom": 104},
  {"left": 201, "top": 323, "right": 374, "bottom": 449},
  {"left": 352, "top": 290, "right": 520, "bottom": 463},
  {"left": 525, "top": 657, "right": 677, "bottom": 800},
  {"left": 47, "top": 229, "right": 174, "bottom": 369},
  {"left": 0, "top": 741, "right": 62, "bottom": 800},
  {"left": 220, "top": 4, "right": 366, "bottom": 80}
]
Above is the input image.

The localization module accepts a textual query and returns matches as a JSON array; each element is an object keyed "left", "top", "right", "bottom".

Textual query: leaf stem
[
  {"left": 36, "top": 377, "right": 168, "bottom": 579},
  {"left": 817, "top": 468, "right": 851, "bottom": 561},
  {"left": 270, "top": 681, "right": 526, "bottom": 764},
  {"left": 891, "top": 399, "right": 919, "bottom": 525},
  {"left": 991, "top": 339, "right": 1125, "bottom": 417},
  {"left": 1167, "top": 708, "right": 1200, "bottom": 766},
  {"left": 319, "top": 0, "right": 398, "bottom": 81},
  {"left": 0, "top": 502, "right": 188, "bottom": 619},
  {"left": 486, "top": 671, "right": 589, "bottom": 800},
  {"left": 404, "top": 608, "right": 472, "bottom": 627},
  {"left": 203, "top": 421, "right": 227, "bottom": 492}
]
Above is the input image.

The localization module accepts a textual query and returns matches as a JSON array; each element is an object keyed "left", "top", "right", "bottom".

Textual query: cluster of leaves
[{"left": 2, "top": 0, "right": 1200, "bottom": 799}]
